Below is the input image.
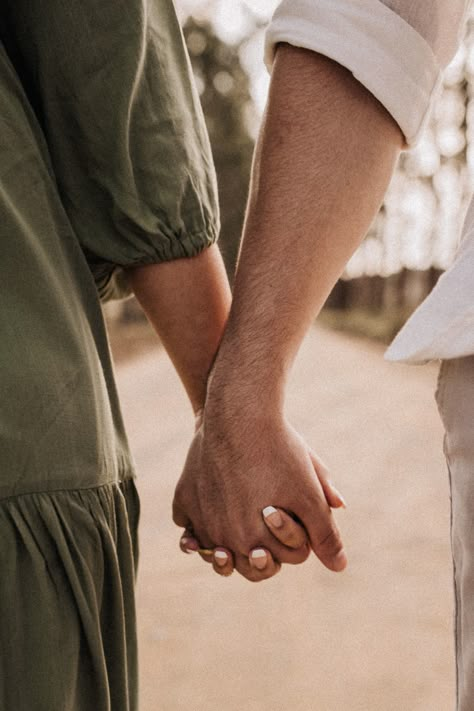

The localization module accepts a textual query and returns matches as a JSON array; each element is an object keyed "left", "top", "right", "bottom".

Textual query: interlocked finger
[
  {"left": 297, "top": 497, "right": 347, "bottom": 572},
  {"left": 262, "top": 506, "right": 308, "bottom": 549},
  {"left": 179, "top": 531, "right": 238, "bottom": 574},
  {"left": 179, "top": 531, "right": 215, "bottom": 564},
  {"left": 235, "top": 548, "right": 281, "bottom": 582},
  {"left": 212, "top": 547, "right": 234, "bottom": 577}
]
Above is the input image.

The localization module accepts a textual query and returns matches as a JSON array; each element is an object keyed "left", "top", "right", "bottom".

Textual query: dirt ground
[{"left": 114, "top": 324, "right": 454, "bottom": 711}]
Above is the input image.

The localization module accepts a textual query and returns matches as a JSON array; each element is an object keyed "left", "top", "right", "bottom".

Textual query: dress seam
[{"left": 0, "top": 475, "right": 137, "bottom": 505}]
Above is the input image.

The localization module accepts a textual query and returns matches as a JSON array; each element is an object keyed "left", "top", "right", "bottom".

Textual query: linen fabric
[
  {"left": 0, "top": 1, "right": 219, "bottom": 708},
  {"left": 435, "top": 355, "right": 474, "bottom": 709},
  {"left": 264, "top": 0, "right": 474, "bottom": 364},
  {"left": 265, "top": 0, "right": 471, "bottom": 150}
]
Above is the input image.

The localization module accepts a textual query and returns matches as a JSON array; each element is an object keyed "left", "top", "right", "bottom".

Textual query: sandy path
[{"left": 115, "top": 325, "right": 454, "bottom": 711}]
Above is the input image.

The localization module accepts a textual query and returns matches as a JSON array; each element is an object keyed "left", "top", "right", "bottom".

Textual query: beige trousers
[{"left": 436, "top": 356, "right": 474, "bottom": 710}]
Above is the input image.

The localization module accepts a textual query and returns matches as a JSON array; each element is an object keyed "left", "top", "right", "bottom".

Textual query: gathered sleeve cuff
[{"left": 3, "top": 0, "right": 219, "bottom": 301}]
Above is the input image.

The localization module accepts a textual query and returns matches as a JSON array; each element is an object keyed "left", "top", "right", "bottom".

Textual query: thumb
[
  {"left": 309, "top": 449, "right": 347, "bottom": 509},
  {"left": 299, "top": 496, "right": 347, "bottom": 573},
  {"left": 293, "top": 455, "right": 347, "bottom": 573}
]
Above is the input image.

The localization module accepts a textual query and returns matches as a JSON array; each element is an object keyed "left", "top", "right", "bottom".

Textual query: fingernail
[
  {"left": 334, "top": 490, "right": 347, "bottom": 509},
  {"left": 328, "top": 481, "right": 347, "bottom": 509},
  {"left": 250, "top": 548, "right": 268, "bottom": 570},
  {"left": 214, "top": 550, "right": 228, "bottom": 567},
  {"left": 262, "top": 506, "right": 283, "bottom": 528},
  {"left": 181, "top": 537, "right": 197, "bottom": 554}
]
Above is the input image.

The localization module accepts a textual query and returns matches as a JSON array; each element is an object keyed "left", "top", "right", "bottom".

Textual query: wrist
[{"left": 204, "top": 348, "right": 287, "bottom": 424}]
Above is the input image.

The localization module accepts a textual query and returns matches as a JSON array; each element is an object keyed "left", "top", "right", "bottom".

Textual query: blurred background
[
  {"left": 106, "top": 0, "right": 474, "bottom": 353},
  {"left": 107, "top": 2, "right": 474, "bottom": 709}
]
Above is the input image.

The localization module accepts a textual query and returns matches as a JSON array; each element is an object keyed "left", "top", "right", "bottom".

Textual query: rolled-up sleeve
[
  {"left": 264, "top": 0, "right": 471, "bottom": 150},
  {"left": 2, "top": 0, "right": 219, "bottom": 300}
]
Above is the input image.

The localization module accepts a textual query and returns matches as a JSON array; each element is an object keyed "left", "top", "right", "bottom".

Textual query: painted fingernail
[
  {"left": 250, "top": 548, "right": 268, "bottom": 570},
  {"left": 338, "top": 495, "right": 348, "bottom": 509},
  {"left": 262, "top": 506, "right": 283, "bottom": 528},
  {"left": 328, "top": 481, "right": 347, "bottom": 509},
  {"left": 214, "top": 550, "right": 228, "bottom": 567},
  {"left": 181, "top": 537, "right": 197, "bottom": 554}
]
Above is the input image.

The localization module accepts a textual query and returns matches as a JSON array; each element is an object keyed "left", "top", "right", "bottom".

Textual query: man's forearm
[
  {"left": 207, "top": 44, "right": 404, "bottom": 411},
  {"left": 126, "top": 244, "right": 231, "bottom": 414}
]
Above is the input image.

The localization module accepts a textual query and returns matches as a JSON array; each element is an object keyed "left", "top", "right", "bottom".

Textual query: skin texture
[
  {"left": 126, "top": 245, "right": 339, "bottom": 576},
  {"left": 126, "top": 244, "right": 231, "bottom": 416},
  {"left": 172, "top": 44, "right": 404, "bottom": 581}
]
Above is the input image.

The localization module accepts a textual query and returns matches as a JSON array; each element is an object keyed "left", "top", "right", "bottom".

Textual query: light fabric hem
[
  {"left": 384, "top": 211, "right": 474, "bottom": 364},
  {"left": 263, "top": 0, "right": 442, "bottom": 149}
]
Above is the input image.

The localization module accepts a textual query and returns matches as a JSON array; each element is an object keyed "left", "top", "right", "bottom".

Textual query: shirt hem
[{"left": 264, "top": 0, "right": 441, "bottom": 148}]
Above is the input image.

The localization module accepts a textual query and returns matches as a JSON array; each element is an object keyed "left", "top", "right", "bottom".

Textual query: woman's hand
[
  {"left": 178, "top": 506, "right": 309, "bottom": 578},
  {"left": 178, "top": 492, "right": 345, "bottom": 579},
  {"left": 173, "top": 408, "right": 347, "bottom": 583}
]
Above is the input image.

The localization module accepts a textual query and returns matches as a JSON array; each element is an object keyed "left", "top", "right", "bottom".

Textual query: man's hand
[
  {"left": 178, "top": 504, "right": 310, "bottom": 579},
  {"left": 172, "top": 44, "right": 402, "bottom": 582},
  {"left": 172, "top": 406, "right": 347, "bottom": 582}
]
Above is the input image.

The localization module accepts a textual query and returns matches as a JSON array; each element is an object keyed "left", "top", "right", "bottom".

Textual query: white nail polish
[
  {"left": 214, "top": 550, "right": 228, "bottom": 560},
  {"left": 251, "top": 548, "right": 267, "bottom": 559},
  {"left": 262, "top": 506, "right": 278, "bottom": 518}
]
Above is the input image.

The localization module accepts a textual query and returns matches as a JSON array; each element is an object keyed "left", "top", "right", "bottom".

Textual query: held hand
[
  {"left": 173, "top": 410, "right": 347, "bottom": 582},
  {"left": 179, "top": 506, "right": 310, "bottom": 578}
]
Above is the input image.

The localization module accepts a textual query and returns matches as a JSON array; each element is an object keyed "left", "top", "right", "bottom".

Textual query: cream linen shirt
[{"left": 264, "top": 0, "right": 474, "bottom": 364}]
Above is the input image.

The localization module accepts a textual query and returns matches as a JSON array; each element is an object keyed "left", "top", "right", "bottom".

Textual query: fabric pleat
[{"left": 0, "top": 478, "right": 140, "bottom": 711}]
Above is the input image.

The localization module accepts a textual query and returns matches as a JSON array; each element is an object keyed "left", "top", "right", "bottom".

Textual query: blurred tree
[
  {"left": 326, "top": 11, "right": 474, "bottom": 322},
  {"left": 183, "top": 17, "right": 255, "bottom": 281}
]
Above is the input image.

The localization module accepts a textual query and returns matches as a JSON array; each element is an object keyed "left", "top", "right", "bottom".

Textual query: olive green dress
[{"left": 0, "top": 2, "right": 219, "bottom": 709}]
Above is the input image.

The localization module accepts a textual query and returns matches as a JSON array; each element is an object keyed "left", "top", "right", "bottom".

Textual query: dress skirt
[
  {"left": 0, "top": 480, "right": 141, "bottom": 711},
  {"left": 0, "top": 21, "right": 144, "bottom": 711},
  {"left": 0, "top": 0, "right": 219, "bottom": 707}
]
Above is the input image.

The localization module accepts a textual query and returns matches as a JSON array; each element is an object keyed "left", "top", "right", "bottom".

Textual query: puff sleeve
[
  {"left": 264, "top": 0, "right": 472, "bottom": 150},
  {"left": 2, "top": 0, "right": 219, "bottom": 300}
]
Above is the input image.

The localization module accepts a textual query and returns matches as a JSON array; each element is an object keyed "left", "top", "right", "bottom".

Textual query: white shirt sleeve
[{"left": 264, "top": 0, "right": 472, "bottom": 149}]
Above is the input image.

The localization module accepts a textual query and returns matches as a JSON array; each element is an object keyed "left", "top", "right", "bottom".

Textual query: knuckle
[
  {"left": 173, "top": 481, "right": 185, "bottom": 504},
  {"left": 172, "top": 507, "right": 185, "bottom": 527}
]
